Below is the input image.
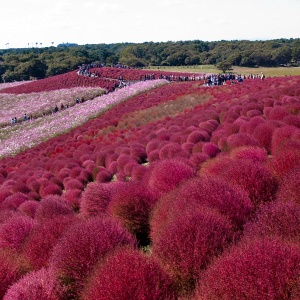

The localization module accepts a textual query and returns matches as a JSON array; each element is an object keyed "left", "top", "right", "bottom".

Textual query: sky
[{"left": 1, "top": 0, "right": 300, "bottom": 49}]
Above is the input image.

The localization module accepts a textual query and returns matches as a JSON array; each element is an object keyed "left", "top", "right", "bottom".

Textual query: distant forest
[{"left": 0, "top": 38, "right": 299, "bottom": 82}]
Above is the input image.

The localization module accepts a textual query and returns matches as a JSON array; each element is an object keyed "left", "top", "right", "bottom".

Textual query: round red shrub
[
  {"left": 152, "top": 207, "right": 235, "bottom": 292},
  {"left": 63, "top": 178, "right": 84, "bottom": 191},
  {"left": 95, "top": 167, "right": 113, "bottom": 182},
  {"left": 79, "top": 182, "right": 122, "bottom": 218},
  {"left": 230, "top": 146, "right": 268, "bottom": 163},
  {"left": 107, "top": 181, "right": 156, "bottom": 246},
  {"left": 200, "top": 156, "right": 278, "bottom": 208},
  {"left": 276, "top": 166, "right": 300, "bottom": 204},
  {"left": 17, "top": 200, "right": 39, "bottom": 218},
  {"left": 0, "top": 215, "right": 36, "bottom": 251},
  {"left": 147, "top": 149, "right": 160, "bottom": 163},
  {"left": 22, "top": 216, "right": 76, "bottom": 270},
  {"left": 34, "top": 195, "right": 75, "bottom": 221},
  {"left": 159, "top": 142, "right": 189, "bottom": 160},
  {"left": 195, "top": 238, "right": 300, "bottom": 300},
  {"left": 145, "top": 158, "right": 195, "bottom": 198},
  {"left": 81, "top": 248, "right": 177, "bottom": 300},
  {"left": 187, "top": 129, "right": 210, "bottom": 144},
  {"left": 201, "top": 142, "right": 220, "bottom": 158},
  {"left": 39, "top": 183, "right": 63, "bottom": 198},
  {"left": 49, "top": 216, "right": 136, "bottom": 299},
  {"left": 226, "top": 132, "right": 259, "bottom": 150},
  {"left": 0, "top": 249, "right": 31, "bottom": 299},
  {"left": 243, "top": 200, "right": 300, "bottom": 244},
  {"left": 0, "top": 192, "right": 29, "bottom": 210},
  {"left": 3, "top": 267, "right": 64, "bottom": 300}
]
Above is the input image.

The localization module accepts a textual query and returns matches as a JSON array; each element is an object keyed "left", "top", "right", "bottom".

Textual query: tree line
[{"left": 0, "top": 38, "right": 299, "bottom": 82}]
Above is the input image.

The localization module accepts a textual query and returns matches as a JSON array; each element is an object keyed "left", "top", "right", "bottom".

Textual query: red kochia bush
[
  {"left": 152, "top": 207, "right": 235, "bottom": 292},
  {"left": 17, "top": 200, "right": 40, "bottom": 218},
  {"left": 0, "top": 215, "right": 36, "bottom": 251},
  {"left": 200, "top": 156, "right": 278, "bottom": 208},
  {"left": 276, "top": 166, "right": 300, "bottom": 204},
  {"left": 79, "top": 182, "right": 121, "bottom": 218},
  {"left": 0, "top": 249, "right": 30, "bottom": 299},
  {"left": 3, "top": 268, "right": 65, "bottom": 300},
  {"left": 196, "top": 238, "right": 300, "bottom": 300},
  {"left": 81, "top": 248, "right": 177, "bottom": 300},
  {"left": 243, "top": 200, "right": 300, "bottom": 244},
  {"left": 0, "top": 192, "right": 29, "bottom": 210},
  {"left": 49, "top": 216, "right": 136, "bottom": 299},
  {"left": 107, "top": 181, "right": 156, "bottom": 246},
  {"left": 144, "top": 158, "right": 195, "bottom": 198},
  {"left": 22, "top": 216, "right": 76, "bottom": 270},
  {"left": 34, "top": 195, "right": 75, "bottom": 221}
]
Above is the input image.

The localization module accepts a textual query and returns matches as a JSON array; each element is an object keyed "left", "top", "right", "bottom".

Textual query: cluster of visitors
[{"left": 10, "top": 113, "right": 33, "bottom": 125}]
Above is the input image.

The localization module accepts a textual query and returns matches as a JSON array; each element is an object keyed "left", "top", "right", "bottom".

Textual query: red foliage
[
  {"left": 276, "top": 166, "right": 300, "bottom": 204},
  {"left": 22, "top": 216, "right": 76, "bottom": 270},
  {"left": 17, "top": 200, "right": 40, "bottom": 218},
  {"left": 187, "top": 129, "right": 210, "bottom": 143},
  {"left": 200, "top": 156, "right": 278, "bottom": 207},
  {"left": 49, "top": 216, "right": 136, "bottom": 298},
  {"left": 39, "top": 183, "right": 63, "bottom": 197},
  {"left": 3, "top": 268, "right": 65, "bottom": 300},
  {"left": 0, "top": 192, "right": 29, "bottom": 210},
  {"left": 226, "top": 132, "right": 259, "bottom": 150},
  {"left": 107, "top": 181, "right": 156, "bottom": 246},
  {"left": 81, "top": 248, "right": 177, "bottom": 300},
  {"left": 144, "top": 158, "right": 195, "bottom": 198},
  {"left": 152, "top": 207, "right": 235, "bottom": 292},
  {"left": 0, "top": 215, "right": 36, "bottom": 251},
  {"left": 0, "top": 249, "right": 30, "bottom": 299},
  {"left": 159, "top": 142, "right": 189, "bottom": 160},
  {"left": 244, "top": 200, "right": 300, "bottom": 243},
  {"left": 196, "top": 238, "right": 300, "bottom": 300},
  {"left": 79, "top": 182, "right": 120, "bottom": 218},
  {"left": 34, "top": 195, "right": 75, "bottom": 221}
]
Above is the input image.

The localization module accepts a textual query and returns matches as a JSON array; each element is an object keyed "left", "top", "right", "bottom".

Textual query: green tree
[{"left": 216, "top": 61, "right": 233, "bottom": 73}]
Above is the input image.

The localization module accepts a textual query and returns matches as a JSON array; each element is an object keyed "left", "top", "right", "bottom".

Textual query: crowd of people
[
  {"left": 9, "top": 64, "right": 266, "bottom": 127},
  {"left": 9, "top": 96, "right": 87, "bottom": 127}
]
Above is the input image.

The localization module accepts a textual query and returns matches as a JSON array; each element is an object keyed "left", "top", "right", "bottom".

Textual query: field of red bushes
[{"left": 1, "top": 67, "right": 300, "bottom": 299}]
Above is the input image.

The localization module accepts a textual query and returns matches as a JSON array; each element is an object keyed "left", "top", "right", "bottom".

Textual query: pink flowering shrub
[
  {"left": 152, "top": 207, "right": 235, "bottom": 293},
  {"left": 81, "top": 248, "right": 177, "bottom": 300},
  {"left": 3, "top": 268, "right": 65, "bottom": 300},
  {"left": 0, "top": 249, "right": 31, "bottom": 299},
  {"left": 195, "top": 238, "right": 300, "bottom": 300},
  {"left": 49, "top": 216, "right": 136, "bottom": 299},
  {"left": 107, "top": 181, "right": 156, "bottom": 246}
]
